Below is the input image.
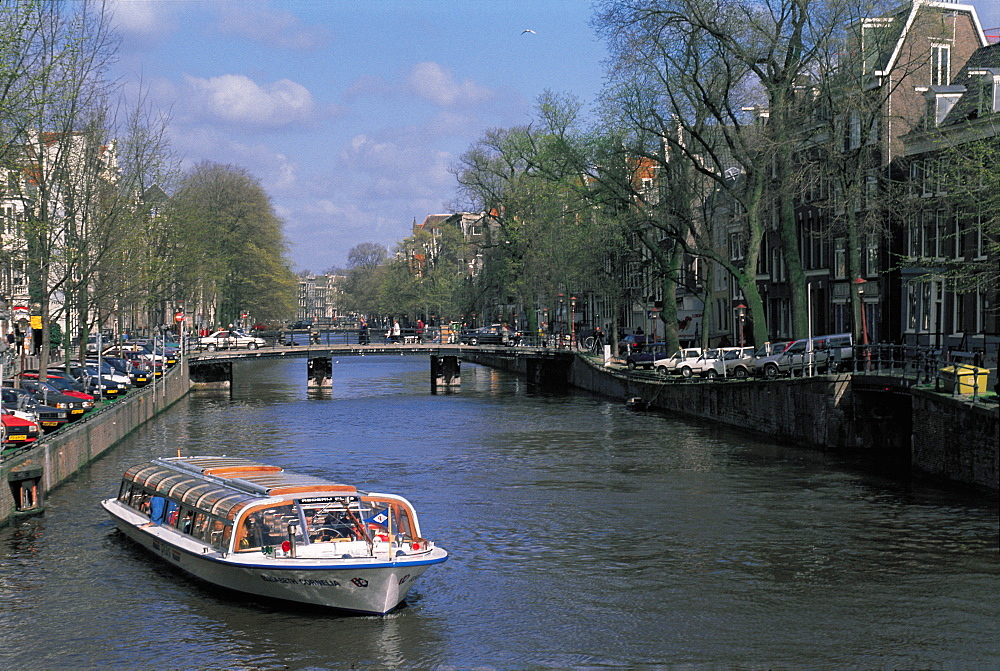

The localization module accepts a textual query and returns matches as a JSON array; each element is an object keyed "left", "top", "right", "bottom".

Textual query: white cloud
[
  {"left": 183, "top": 74, "right": 317, "bottom": 128},
  {"left": 108, "top": 0, "right": 175, "bottom": 38},
  {"left": 406, "top": 62, "right": 495, "bottom": 108},
  {"left": 215, "top": 2, "right": 330, "bottom": 51}
]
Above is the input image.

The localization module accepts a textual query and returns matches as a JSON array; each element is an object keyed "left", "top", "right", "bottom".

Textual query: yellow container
[{"left": 939, "top": 365, "right": 990, "bottom": 394}]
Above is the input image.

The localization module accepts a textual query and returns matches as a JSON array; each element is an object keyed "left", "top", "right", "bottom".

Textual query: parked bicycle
[{"left": 582, "top": 330, "right": 605, "bottom": 353}]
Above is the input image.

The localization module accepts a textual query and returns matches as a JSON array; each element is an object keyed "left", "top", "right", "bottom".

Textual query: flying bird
[{"left": 521, "top": 29, "right": 536, "bottom": 34}]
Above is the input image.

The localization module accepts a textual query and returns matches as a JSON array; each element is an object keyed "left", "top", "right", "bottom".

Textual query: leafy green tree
[
  {"left": 454, "top": 104, "right": 620, "bottom": 338},
  {"left": 594, "top": 0, "right": 866, "bottom": 344},
  {"left": 165, "top": 162, "right": 296, "bottom": 326},
  {"left": 339, "top": 242, "right": 388, "bottom": 316}
]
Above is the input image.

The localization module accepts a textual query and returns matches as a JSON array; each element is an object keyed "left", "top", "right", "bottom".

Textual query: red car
[
  {"left": 2, "top": 413, "right": 41, "bottom": 446},
  {"left": 19, "top": 371, "right": 98, "bottom": 405}
]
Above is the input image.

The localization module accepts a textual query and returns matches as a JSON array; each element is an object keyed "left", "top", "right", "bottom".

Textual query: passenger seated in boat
[{"left": 239, "top": 516, "right": 261, "bottom": 549}]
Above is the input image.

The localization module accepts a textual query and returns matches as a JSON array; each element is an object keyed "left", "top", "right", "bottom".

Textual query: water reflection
[{"left": 0, "top": 355, "right": 996, "bottom": 669}]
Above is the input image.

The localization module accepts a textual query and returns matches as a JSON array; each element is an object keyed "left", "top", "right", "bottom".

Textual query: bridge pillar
[
  {"left": 189, "top": 360, "right": 232, "bottom": 388},
  {"left": 308, "top": 356, "right": 333, "bottom": 389},
  {"left": 431, "top": 355, "right": 460, "bottom": 393}
]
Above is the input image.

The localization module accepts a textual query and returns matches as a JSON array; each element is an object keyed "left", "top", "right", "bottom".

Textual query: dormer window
[
  {"left": 977, "top": 76, "right": 999, "bottom": 117},
  {"left": 923, "top": 87, "right": 964, "bottom": 127},
  {"left": 964, "top": 69, "right": 1000, "bottom": 120}
]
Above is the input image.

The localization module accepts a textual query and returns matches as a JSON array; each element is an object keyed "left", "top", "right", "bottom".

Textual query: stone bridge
[{"left": 186, "top": 343, "right": 576, "bottom": 389}]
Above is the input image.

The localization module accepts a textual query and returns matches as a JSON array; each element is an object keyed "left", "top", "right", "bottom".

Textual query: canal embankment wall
[
  {"left": 463, "top": 350, "right": 998, "bottom": 496},
  {"left": 1, "top": 366, "right": 190, "bottom": 526}
]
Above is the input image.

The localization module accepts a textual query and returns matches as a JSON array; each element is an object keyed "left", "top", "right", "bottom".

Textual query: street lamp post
[
  {"left": 570, "top": 296, "right": 577, "bottom": 349},
  {"left": 736, "top": 303, "right": 747, "bottom": 347},
  {"left": 854, "top": 277, "right": 869, "bottom": 371},
  {"left": 558, "top": 294, "right": 564, "bottom": 348}
]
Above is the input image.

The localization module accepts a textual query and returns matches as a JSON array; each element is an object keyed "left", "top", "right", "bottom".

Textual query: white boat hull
[{"left": 103, "top": 499, "right": 447, "bottom": 615}]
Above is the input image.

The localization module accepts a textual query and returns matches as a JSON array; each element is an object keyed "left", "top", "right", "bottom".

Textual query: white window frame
[{"left": 931, "top": 44, "right": 951, "bottom": 86}]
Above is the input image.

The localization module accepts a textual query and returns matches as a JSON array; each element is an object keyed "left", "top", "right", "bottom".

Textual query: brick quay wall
[
  {"left": 464, "top": 350, "right": 998, "bottom": 497},
  {"left": 910, "top": 388, "right": 998, "bottom": 494},
  {"left": 1, "top": 366, "right": 190, "bottom": 526}
]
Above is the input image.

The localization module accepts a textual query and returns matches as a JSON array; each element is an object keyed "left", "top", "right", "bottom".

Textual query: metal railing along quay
[{"left": 589, "top": 343, "right": 997, "bottom": 404}]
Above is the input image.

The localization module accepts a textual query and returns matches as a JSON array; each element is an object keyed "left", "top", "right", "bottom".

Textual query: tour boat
[{"left": 101, "top": 455, "right": 448, "bottom": 615}]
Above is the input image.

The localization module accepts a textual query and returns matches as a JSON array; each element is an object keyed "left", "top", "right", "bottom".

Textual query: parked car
[
  {"left": 754, "top": 341, "right": 793, "bottom": 359},
  {"left": 19, "top": 370, "right": 101, "bottom": 401},
  {"left": 135, "top": 339, "right": 179, "bottom": 365},
  {"left": 1, "top": 413, "right": 41, "bottom": 446},
  {"left": 101, "top": 356, "right": 152, "bottom": 387},
  {"left": 753, "top": 333, "right": 854, "bottom": 378},
  {"left": 82, "top": 360, "right": 134, "bottom": 389},
  {"left": 459, "top": 325, "right": 516, "bottom": 346},
  {"left": 52, "top": 363, "right": 130, "bottom": 398},
  {"left": 1, "top": 387, "right": 69, "bottom": 433},
  {"left": 100, "top": 347, "right": 165, "bottom": 377},
  {"left": 84, "top": 334, "right": 114, "bottom": 355},
  {"left": 287, "top": 320, "right": 313, "bottom": 330},
  {"left": 693, "top": 346, "right": 757, "bottom": 379},
  {"left": 625, "top": 342, "right": 668, "bottom": 370},
  {"left": 654, "top": 348, "right": 703, "bottom": 376},
  {"left": 197, "top": 329, "right": 266, "bottom": 351},
  {"left": 714, "top": 346, "right": 758, "bottom": 379},
  {"left": 16, "top": 380, "right": 93, "bottom": 420},
  {"left": 617, "top": 334, "right": 649, "bottom": 353}
]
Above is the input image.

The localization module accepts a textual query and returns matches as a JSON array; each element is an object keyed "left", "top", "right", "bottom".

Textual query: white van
[{"left": 654, "top": 348, "right": 702, "bottom": 376}]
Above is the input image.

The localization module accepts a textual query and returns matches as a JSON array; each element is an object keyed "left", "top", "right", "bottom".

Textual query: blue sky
[
  {"left": 108, "top": 0, "right": 1000, "bottom": 274},
  {"left": 108, "top": 0, "right": 607, "bottom": 273}
]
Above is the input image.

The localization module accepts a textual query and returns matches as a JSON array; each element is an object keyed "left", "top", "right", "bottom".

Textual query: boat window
[
  {"left": 216, "top": 524, "right": 233, "bottom": 552},
  {"left": 118, "top": 481, "right": 133, "bottom": 503},
  {"left": 179, "top": 509, "right": 196, "bottom": 535},
  {"left": 132, "top": 490, "right": 152, "bottom": 514},
  {"left": 362, "top": 503, "right": 391, "bottom": 538},
  {"left": 192, "top": 513, "right": 210, "bottom": 540},
  {"left": 236, "top": 504, "right": 300, "bottom": 552},
  {"left": 305, "top": 505, "right": 361, "bottom": 543},
  {"left": 212, "top": 521, "right": 231, "bottom": 551},
  {"left": 395, "top": 507, "right": 415, "bottom": 540},
  {"left": 164, "top": 500, "right": 180, "bottom": 526}
]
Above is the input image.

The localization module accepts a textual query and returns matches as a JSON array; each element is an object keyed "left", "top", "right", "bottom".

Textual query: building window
[
  {"left": 951, "top": 285, "right": 965, "bottom": 335},
  {"left": 849, "top": 111, "right": 862, "bottom": 150},
  {"left": 909, "top": 161, "right": 922, "bottom": 197},
  {"left": 934, "top": 210, "right": 948, "bottom": 259},
  {"left": 715, "top": 297, "right": 730, "bottom": 332},
  {"left": 974, "top": 214, "right": 986, "bottom": 259},
  {"left": 771, "top": 247, "right": 786, "bottom": 282},
  {"left": 978, "top": 78, "right": 997, "bottom": 116},
  {"left": 865, "top": 173, "right": 878, "bottom": 207},
  {"left": 921, "top": 212, "right": 933, "bottom": 258},
  {"left": 931, "top": 44, "right": 950, "bottom": 86},
  {"left": 728, "top": 232, "right": 744, "bottom": 261},
  {"left": 867, "top": 111, "right": 880, "bottom": 145},
  {"left": 864, "top": 234, "right": 879, "bottom": 276},
  {"left": 976, "top": 286, "right": 987, "bottom": 333},
  {"left": 952, "top": 212, "right": 965, "bottom": 260},
  {"left": 922, "top": 158, "right": 935, "bottom": 196},
  {"left": 834, "top": 238, "right": 846, "bottom": 279},
  {"left": 906, "top": 283, "right": 918, "bottom": 330}
]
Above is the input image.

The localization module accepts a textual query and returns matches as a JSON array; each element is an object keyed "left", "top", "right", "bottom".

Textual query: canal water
[{"left": 1, "top": 356, "right": 996, "bottom": 669}]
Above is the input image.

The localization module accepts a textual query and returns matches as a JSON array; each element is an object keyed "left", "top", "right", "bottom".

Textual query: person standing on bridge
[{"left": 391, "top": 319, "right": 401, "bottom": 343}]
